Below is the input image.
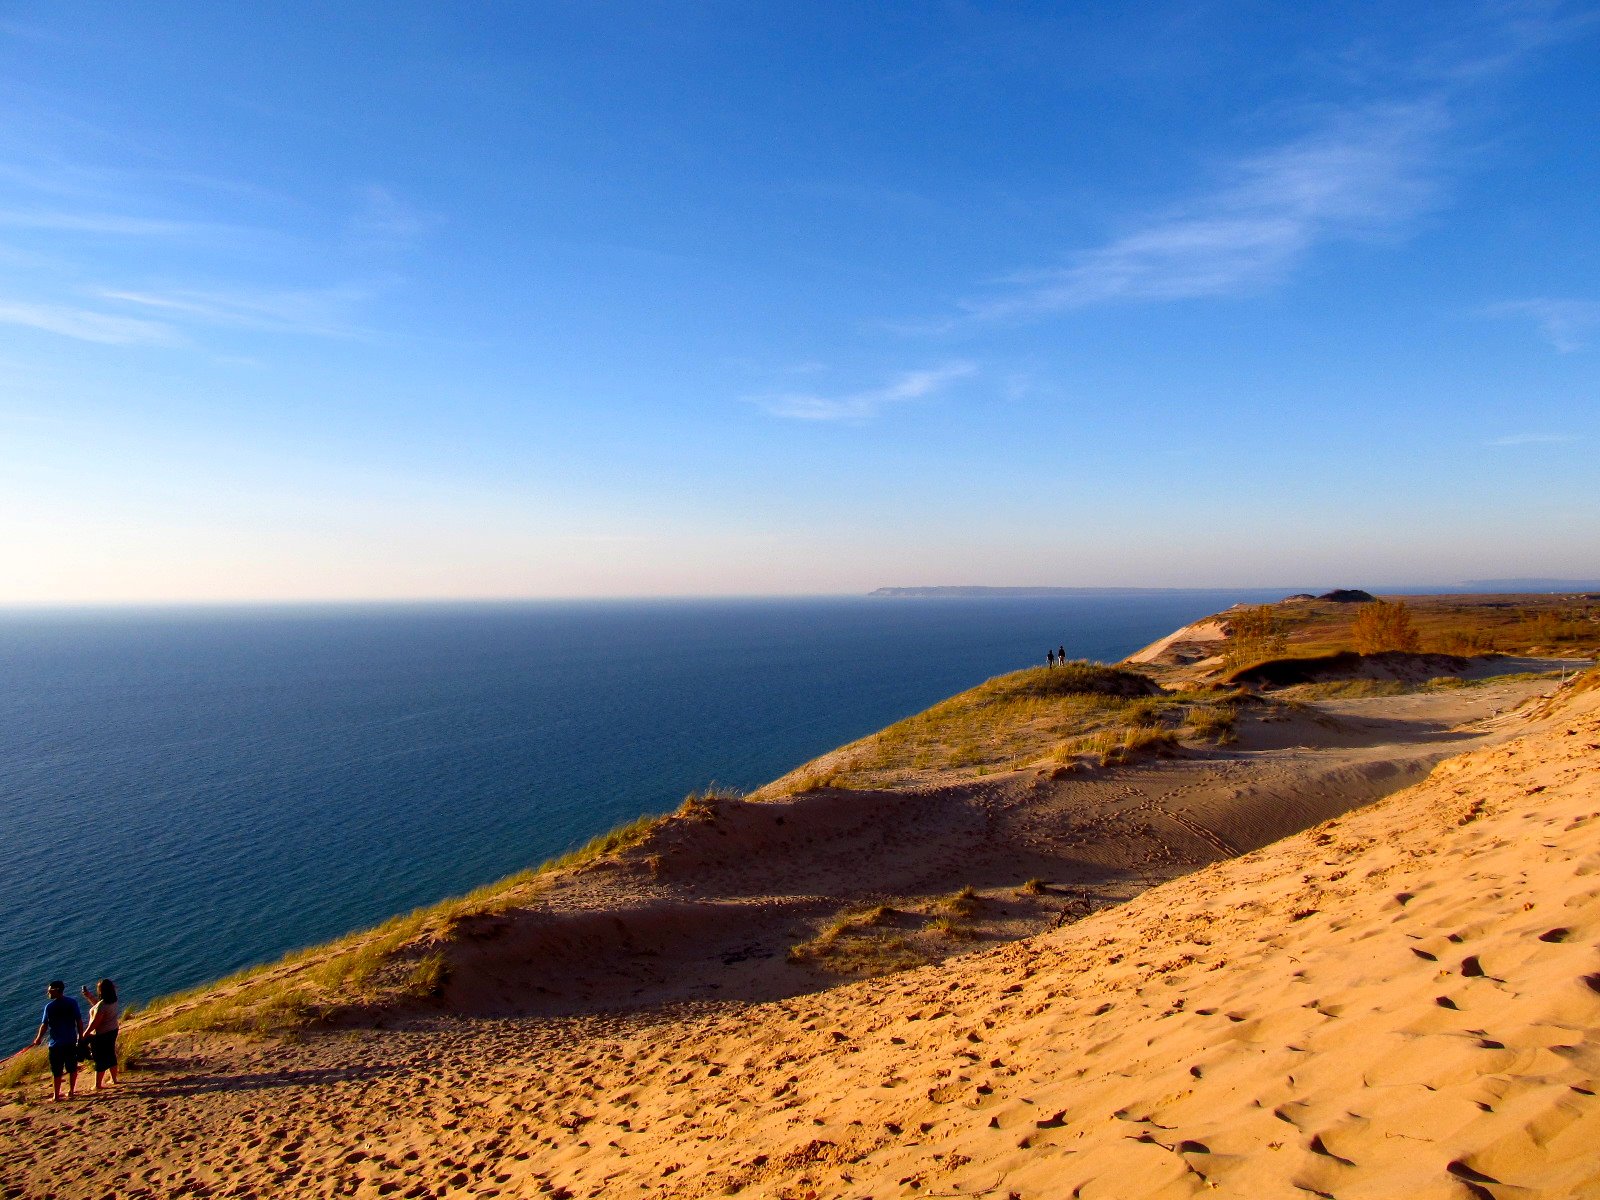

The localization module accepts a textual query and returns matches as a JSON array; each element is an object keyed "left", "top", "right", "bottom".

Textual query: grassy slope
[
  {"left": 1267, "top": 593, "right": 1600, "bottom": 658},
  {"left": 756, "top": 662, "right": 1241, "bottom": 794}
]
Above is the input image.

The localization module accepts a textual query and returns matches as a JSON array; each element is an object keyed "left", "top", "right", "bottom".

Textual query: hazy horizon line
[{"left": 3, "top": 579, "right": 1598, "bottom": 614}]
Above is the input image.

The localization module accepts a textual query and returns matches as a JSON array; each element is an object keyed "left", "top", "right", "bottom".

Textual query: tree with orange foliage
[
  {"left": 1351, "top": 600, "right": 1421, "bottom": 654},
  {"left": 1223, "top": 604, "right": 1287, "bottom": 666}
]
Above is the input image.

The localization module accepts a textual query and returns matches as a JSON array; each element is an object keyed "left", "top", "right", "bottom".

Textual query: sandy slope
[
  {"left": 1125, "top": 617, "right": 1230, "bottom": 667},
  {"left": 3, "top": 674, "right": 1595, "bottom": 1199},
  {"left": 409, "top": 674, "right": 1554, "bottom": 1019},
  {"left": 377, "top": 676, "right": 1554, "bottom": 1017}
]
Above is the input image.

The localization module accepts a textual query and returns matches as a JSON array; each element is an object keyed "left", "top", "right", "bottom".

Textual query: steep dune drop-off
[{"left": 2, "top": 674, "right": 1597, "bottom": 1197}]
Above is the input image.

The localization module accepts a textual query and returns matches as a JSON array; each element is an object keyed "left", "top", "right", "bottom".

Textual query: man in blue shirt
[{"left": 30, "top": 980, "right": 84, "bottom": 1101}]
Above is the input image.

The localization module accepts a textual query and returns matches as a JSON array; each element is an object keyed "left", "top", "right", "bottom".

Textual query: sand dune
[
  {"left": 383, "top": 671, "right": 1555, "bottom": 1017},
  {"left": 1125, "top": 617, "right": 1231, "bottom": 667},
  {"left": 2, "top": 671, "right": 1595, "bottom": 1199}
]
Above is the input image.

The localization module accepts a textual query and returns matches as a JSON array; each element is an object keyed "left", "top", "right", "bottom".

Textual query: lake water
[{"left": 0, "top": 592, "right": 1283, "bottom": 1038}]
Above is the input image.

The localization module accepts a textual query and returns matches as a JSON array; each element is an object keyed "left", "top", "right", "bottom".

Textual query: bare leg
[
  {"left": 94, "top": 1069, "right": 107, "bottom": 1090},
  {"left": 66, "top": 1067, "right": 76, "bottom": 1098}
]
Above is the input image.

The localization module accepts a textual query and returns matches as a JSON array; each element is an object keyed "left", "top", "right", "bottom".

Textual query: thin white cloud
[
  {"left": 347, "top": 184, "right": 430, "bottom": 246},
  {"left": 1412, "top": 1, "right": 1600, "bottom": 83},
  {"left": 0, "top": 208, "right": 216, "bottom": 237},
  {"left": 755, "top": 362, "right": 977, "bottom": 422},
  {"left": 955, "top": 101, "right": 1446, "bottom": 323},
  {"left": 0, "top": 299, "right": 175, "bottom": 345},
  {"left": 1485, "top": 432, "right": 1582, "bottom": 446},
  {"left": 0, "top": 143, "right": 422, "bottom": 350},
  {"left": 1486, "top": 298, "right": 1600, "bottom": 352},
  {"left": 93, "top": 284, "right": 375, "bottom": 338},
  {"left": 928, "top": 2, "right": 1598, "bottom": 330}
]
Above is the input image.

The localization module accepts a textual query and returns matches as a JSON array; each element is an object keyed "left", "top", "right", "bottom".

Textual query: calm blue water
[{"left": 0, "top": 592, "right": 1282, "bottom": 1037}]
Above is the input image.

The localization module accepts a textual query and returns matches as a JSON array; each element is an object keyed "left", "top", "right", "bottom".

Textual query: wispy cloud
[
  {"left": 1485, "top": 432, "right": 1582, "bottom": 446},
  {"left": 1411, "top": 0, "right": 1600, "bottom": 83},
  {"left": 919, "top": 4, "right": 1594, "bottom": 330},
  {"left": 0, "top": 299, "right": 175, "bottom": 345},
  {"left": 754, "top": 362, "right": 977, "bottom": 421},
  {"left": 0, "top": 133, "right": 423, "bottom": 350},
  {"left": 346, "top": 184, "right": 431, "bottom": 249},
  {"left": 93, "top": 283, "right": 377, "bottom": 338},
  {"left": 0, "top": 208, "right": 222, "bottom": 238},
  {"left": 1486, "top": 298, "right": 1600, "bottom": 352},
  {"left": 952, "top": 101, "right": 1446, "bottom": 323}
]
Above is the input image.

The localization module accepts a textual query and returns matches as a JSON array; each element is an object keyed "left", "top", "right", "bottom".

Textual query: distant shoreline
[
  {"left": 869, "top": 586, "right": 1240, "bottom": 598},
  {"left": 871, "top": 581, "right": 1600, "bottom": 598}
]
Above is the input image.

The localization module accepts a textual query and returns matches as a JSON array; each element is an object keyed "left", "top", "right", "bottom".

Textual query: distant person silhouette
[
  {"left": 30, "top": 980, "right": 83, "bottom": 1101},
  {"left": 1046, "top": 649, "right": 1056, "bottom": 668},
  {"left": 1058, "top": 645, "right": 1066, "bottom": 664}
]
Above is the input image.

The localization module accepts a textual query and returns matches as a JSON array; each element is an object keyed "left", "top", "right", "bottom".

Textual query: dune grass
[
  {"left": 1058, "top": 726, "right": 1182, "bottom": 767},
  {"left": 762, "top": 664, "right": 1248, "bottom": 792},
  {"left": 787, "top": 904, "right": 923, "bottom": 975},
  {"left": 0, "top": 1049, "right": 43, "bottom": 1090},
  {"left": 1185, "top": 705, "right": 1239, "bottom": 742},
  {"left": 1285, "top": 679, "right": 1412, "bottom": 700},
  {"left": 937, "top": 885, "right": 981, "bottom": 917},
  {"left": 788, "top": 889, "right": 991, "bottom": 976}
]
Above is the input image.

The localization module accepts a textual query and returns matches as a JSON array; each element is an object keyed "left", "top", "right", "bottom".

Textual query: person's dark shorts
[
  {"left": 88, "top": 1031, "right": 118, "bottom": 1071},
  {"left": 47, "top": 1043, "right": 78, "bottom": 1078}
]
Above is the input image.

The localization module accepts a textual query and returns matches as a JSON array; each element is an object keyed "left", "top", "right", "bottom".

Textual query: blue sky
[{"left": 1, "top": 2, "right": 1596, "bottom": 601}]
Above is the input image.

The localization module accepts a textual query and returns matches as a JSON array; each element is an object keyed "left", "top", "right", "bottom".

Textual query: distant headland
[
  {"left": 869, "top": 585, "right": 1222, "bottom": 597},
  {"left": 872, "top": 580, "right": 1600, "bottom": 598}
]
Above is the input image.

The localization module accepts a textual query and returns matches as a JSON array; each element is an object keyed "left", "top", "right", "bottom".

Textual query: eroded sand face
[{"left": 3, "top": 675, "right": 1596, "bottom": 1199}]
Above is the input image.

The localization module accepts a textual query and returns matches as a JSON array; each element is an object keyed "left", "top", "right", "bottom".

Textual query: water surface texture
[{"left": 0, "top": 593, "right": 1279, "bottom": 1035}]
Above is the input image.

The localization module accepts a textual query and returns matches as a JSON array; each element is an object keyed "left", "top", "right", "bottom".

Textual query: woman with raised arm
[{"left": 79, "top": 979, "right": 120, "bottom": 1090}]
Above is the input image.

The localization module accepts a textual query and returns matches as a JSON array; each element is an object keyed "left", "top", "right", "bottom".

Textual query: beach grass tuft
[
  {"left": 787, "top": 889, "right": 1000, "bottom": 976},
  {"left": 1185, "top": 705, "right": 1238, "bottom": 742}
]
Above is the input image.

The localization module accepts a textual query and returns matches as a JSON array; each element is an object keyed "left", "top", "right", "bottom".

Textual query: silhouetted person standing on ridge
[
  {"left": 1047, "top": 649, "right": 1056, "bottom": 668},
  {"left": 1058, "top": 644, "right": 1066, "bottom": 664}
]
